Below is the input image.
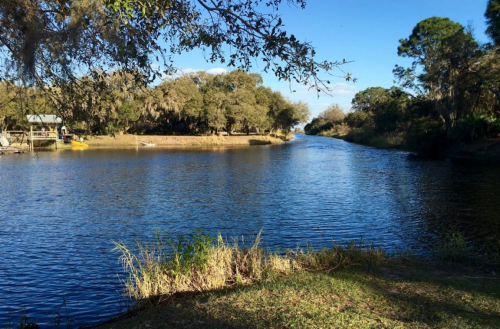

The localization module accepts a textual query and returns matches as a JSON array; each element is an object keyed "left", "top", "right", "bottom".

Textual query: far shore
[
  {"left": 5, "top": 133, "right": 290, "bottom": 151},
  {"left": 83, "top": 133, "right": 287, "bottom": 147}
]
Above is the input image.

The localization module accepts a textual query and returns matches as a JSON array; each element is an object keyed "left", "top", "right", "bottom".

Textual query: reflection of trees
[
  {"left": 339, "top": 147, "right": 500, "bottom": 255},
  {"left": 405, "top": 160, "right": 500, "bottom": 252}
]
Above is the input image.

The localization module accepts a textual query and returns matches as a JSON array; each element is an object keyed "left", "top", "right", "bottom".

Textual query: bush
[
  {"left": 345, "top": 111, "right": 373, "bottom": 129},
  {"left": 303, "top": 123, "right": 320, "bottom": 135},
  {"left": 373, "top": 104, "right": 406, "bottom": 133},
  {"left": 434, "top": 227, "right": 469, "bottom": 262},
  {"left": 452, "top": 114, "right": 500, "bottom": 142},
  {"left": 304, "top": 118, "right": 335, "bottom": 136},
  {"left": 114, "top": 229, "right": 387, "bottom": 303},
  {"left": 406, "top": 117, "right": 447, "bottom": 156}
]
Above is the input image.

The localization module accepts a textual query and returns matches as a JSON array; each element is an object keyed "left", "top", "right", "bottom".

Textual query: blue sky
[{"left": 163, "top": 0, "right": 491, "bottom": 119}]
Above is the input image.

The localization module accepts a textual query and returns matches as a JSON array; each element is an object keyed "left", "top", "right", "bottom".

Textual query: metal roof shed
[
  {"left": 26, "top": 114, "right": 62, "bottom": 150},
  {"left": 26, "top": 114, "right": 62, "bottom": 124}
]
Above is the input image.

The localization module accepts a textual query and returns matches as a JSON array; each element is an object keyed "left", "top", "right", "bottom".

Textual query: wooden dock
[
  {"left": 26, "top": 114, "right": 62, "bottom": 150},
  {"left": 0, "top": 146, "right": 26, "bottom": 155}
]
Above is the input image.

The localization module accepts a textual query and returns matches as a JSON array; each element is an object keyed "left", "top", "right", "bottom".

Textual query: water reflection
[{"left": 1, "top": 134, "right": 499, "bottom": 327}]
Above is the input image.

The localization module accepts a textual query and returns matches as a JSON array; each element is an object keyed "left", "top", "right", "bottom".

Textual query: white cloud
[
  {"left": 328, "top": 83, "right": 358, "bottom": 97},
  {"left": 206, "top": 68, "right": 228, "bottom": 75}
]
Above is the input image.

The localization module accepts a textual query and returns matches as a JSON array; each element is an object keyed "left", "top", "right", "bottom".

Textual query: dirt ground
[{"left": 84, "top": 134, "right": 285, "bottom": 147}]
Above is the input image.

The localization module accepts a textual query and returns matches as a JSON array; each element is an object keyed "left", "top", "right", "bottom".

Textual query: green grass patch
[
  {"left": 101, "top": 264, "right": 500, "bottom": 329},
  {"left": 100, "top": 230, "right": 500, "bottom": 329}
]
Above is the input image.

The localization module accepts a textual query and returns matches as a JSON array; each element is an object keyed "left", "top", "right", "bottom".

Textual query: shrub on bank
[
  {"left": 451, "top": 114, "right": 500, "bottom": 142},
  {"left": 342, "top": 128, "right": 404, "bottom": 149},
  {"left": 406, "top": 117, "right": 448, "bottom": 156},
  {"left": 114, "top": 229, "right": 387, "bottom": 302}
]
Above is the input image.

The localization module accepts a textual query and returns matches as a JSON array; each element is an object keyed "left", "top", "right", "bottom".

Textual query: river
[{"left": 1, "top": 133, "right": 499, "bottom": 327}]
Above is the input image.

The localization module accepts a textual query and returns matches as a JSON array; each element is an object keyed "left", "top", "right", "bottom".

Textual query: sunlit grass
[
  {"left": 103, "top": 261, "right": 500, "bottom": 329},
  {"left": 113, "top": 229, "right": 387, "bottom": 303},
  {"left": 106, "top": 230, "right": 500, "bottom": 329}
]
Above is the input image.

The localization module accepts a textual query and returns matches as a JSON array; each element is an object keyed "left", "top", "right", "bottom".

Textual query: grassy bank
[
  {"left": 337, "top": 130, "right": 406, "bottom": 150},
  {"left": 314, "top": 127, "right": 407, "bottom": 150},
  {"left": 315, "top": 128, "right": 500, "bottom": 162},
  {"left": 339, "top": 130, "right": 500, "bottom": 162},
  {"left": 100, "top": 263, "right": 500, "bottom": 329},
  {"left": 95, "top": 230, "right": 500, "bottom": 329}
]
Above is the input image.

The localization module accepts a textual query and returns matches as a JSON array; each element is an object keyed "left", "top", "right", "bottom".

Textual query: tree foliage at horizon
[
  {"left": 0, "top": 0, "right": 352, "bottom": 91},
  {"left": 0, "top": 70, "right": 310, "bottom": 135},
  {"left": 303, "top": 103, "right": 345, "bottom": 136},
  {"left": 306, "top": 12, "right": 500, "bottom": 155},
  {"left": 486, "top": 0, "right": 500, "bottom": 46}
]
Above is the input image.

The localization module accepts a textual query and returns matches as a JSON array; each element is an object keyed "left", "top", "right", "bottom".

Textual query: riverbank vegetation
[
  {"left": 113, "top": 229, "right": 387, "bottom": 302},
  {"left": 306, "top": 2, "right": 500, "bottom": 159},
  {"left": 103, "top": 230, "right": 500, "bottom": 329},
  {"left": 0, "top": 70, "right": 309, "bottom": 137}
]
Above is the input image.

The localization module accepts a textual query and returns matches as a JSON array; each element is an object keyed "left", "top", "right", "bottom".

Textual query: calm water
[{"left": 1, "top": 134, "right": 499, "bottom": 327}]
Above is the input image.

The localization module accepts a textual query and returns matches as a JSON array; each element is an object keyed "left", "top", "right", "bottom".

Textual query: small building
[{"left": 27, "top": 114, "right": 62, "bottom": 150}]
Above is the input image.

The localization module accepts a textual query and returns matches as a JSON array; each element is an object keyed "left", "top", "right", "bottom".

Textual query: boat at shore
[
  {"left": 71, "top": 140, "right": 88, "bottom": 147},
  {"left": 141, "top": 141, "right": 156, "bottom": 147}
]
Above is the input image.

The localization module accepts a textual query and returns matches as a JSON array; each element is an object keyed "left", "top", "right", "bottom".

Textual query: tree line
[
  {"left": 306, "top": 2, "right": 500, "bottom": 155},
  {"left": 0, "top": 70, "right": 309, "bottom": 135}
]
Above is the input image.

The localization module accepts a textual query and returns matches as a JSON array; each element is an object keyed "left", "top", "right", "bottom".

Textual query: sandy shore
[
  {"left": 4, "top": 134, "right": 287, "bottom": 152},
  {"left": 84, "top": 134, "right": 285, "bottom": 147}
]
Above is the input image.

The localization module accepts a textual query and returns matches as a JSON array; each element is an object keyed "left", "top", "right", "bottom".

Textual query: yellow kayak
[{"left": 71, "top": 140, "right": 88, "bottom": 147}]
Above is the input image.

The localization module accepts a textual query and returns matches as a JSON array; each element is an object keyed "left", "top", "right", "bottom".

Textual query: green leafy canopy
[{"left": 0, "top": 0, "right": 352, "bottom": 95}]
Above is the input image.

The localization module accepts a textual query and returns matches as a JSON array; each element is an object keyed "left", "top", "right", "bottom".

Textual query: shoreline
[
  {"left": 315, "top": 132, "right": 500, "bottom": 163},
  {"left": 84, "top": 134, "right": 286, "bottom": 147},
  {"left": 3, "top": 134, "right": 289, "bottom": 152}
]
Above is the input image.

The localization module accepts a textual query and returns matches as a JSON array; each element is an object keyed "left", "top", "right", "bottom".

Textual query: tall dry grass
[{"left": 114, "top": 229, "right": 387, "bottom": 303}]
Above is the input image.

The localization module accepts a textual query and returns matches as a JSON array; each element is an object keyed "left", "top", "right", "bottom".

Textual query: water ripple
[{"left": 1, "top": 134, "right": 499, "bottom": 327}]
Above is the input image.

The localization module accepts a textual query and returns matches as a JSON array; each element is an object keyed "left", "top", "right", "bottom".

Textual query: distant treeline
[
  {"left": 0, "top": 70, "right": 309, "bottom": 135},
  {"left": 306, "top": 8, "right": 500, "bottom": 155}
]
